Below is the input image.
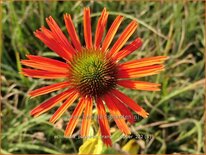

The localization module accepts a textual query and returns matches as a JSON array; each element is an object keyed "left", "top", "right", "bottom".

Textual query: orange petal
[
  {"left": 30, "top": 89, "right": 74, "bottom": 117},
  {"left": 21, "top": 60, "right": 69, "bottom": 73},
  {"left": 103, "top": 94, "right": 131, "bottom": 135},
  {"left": 117, "top": 64, "right": 165, "bottom": 79},
  {"left": 64, "top": 14, "right": 82, "bottom": 51},
  {"left": 21, "top": 68, "right": 68, "bottom": 79},
  {"left": 84, "top": 8, "right": 92, "bottom": 48},
  {"left": 111, "top": 89, "right": 149, "bottom": 118},
  {"left": 101, "top": 15, "right": 124, "bottom": 52},
  {"left": 94, "top": 8, "right": 108, "bottom": 49},
  {"left": 117, "top": 80, "right": 161, "bottom": 91},
  {"left": 109, "top": 94, "right": 135, "bottom": 124},
  {"left": 34, "top": 28, "right": 72, "bottom": 61},
  {"left": 96, "top": 98, "right": 112, "bottom": 147},
  {"left": 46, "top": 16, "right": 76, "bottom": 54},
  {"left": 119, "top": 56, "right": 169, "bottom": 69},
  {"left": 80, "top": 97, "right": 93, "bottom": 137},
  {"left": 29, "top": 81, "right": 70, "bottom": 98},
  {"left": 108, "top": 20, "right": 138, "bottom": 57},
  {"left": 26, "top": 55, "right": 69, "bottom": 69},
  {"left": 49, "top": 91, "right": 79, "bottom": 123},
  {"left": 113, "top": 38, "right": 142, "bottom": 62},
  {"left": 65, "top": 97, "right": 86, "bottom": 136}
]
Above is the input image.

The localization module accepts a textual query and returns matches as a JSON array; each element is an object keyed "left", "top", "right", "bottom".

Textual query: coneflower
[{"left": 21, "top": 7, "right": 167, "bottom": 146}]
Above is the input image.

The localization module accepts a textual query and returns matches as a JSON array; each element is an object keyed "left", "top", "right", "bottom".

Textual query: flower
[{"left": 21, "top": 7, "right": 167, "bottom": 146}]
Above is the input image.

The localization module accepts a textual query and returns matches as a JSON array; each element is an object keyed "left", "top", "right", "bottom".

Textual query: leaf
[
  {"left": 8, "top": 143, "right": 62, "bottom": 154},
  {"left": 111, "top": 130, "right": 123, "bottom": 143},
  {"left": 79, "top": 137, "right": 103, "bottom": 154},
  {"left": 122, "top": 139, "right": 139, "bottom": 154},
  {"left": 102, "top": 147, "right": 120, "bottom": 154}
]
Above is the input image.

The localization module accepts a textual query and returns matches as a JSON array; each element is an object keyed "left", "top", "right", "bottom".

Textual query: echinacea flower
[{"left": 21, "top": 7, "right": 167, "bottom": 146}]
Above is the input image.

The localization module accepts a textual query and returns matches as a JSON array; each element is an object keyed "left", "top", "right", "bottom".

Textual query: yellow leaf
[
  {"left": 122, "top": 139, "right": 139, "bottom": 154},
  {"left": 79, "top": 137, "right": 103, "bottom": 154}
]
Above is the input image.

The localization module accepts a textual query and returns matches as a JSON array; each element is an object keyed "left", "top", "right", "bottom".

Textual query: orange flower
[{"left": 21, "top": 8, "right": 168, "bottom": 146}]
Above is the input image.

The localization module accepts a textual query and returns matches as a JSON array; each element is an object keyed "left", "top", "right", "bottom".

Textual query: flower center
[{"left": 69, "top": 48, "right": 118, "bottom": 98}]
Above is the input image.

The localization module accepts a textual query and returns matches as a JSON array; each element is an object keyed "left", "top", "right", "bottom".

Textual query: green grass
[{"left": 1, "top": 0, "right": 205, "bottom": 154}]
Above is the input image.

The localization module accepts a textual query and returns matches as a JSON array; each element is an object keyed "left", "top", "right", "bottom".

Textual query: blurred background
[{"left": 1, "top": 0, "right": 205, "bottom": 154}]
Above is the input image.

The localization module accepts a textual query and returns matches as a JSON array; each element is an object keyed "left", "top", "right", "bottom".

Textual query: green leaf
[
  {"left": 111, "top": 130, "right": 123, "bottom": 143},
  {"left": 8, "top": 143, "right": 62, "bottom": 154}
]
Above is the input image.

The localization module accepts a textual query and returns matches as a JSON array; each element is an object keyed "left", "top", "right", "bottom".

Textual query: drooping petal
[
  {"left": 29, "top": 81, "right": 70, "bottom": 98},
  {"left": 117, "top": 80, "right": 160, "bottom": 91},
  {"left": 46, "top": 16, "right": 76, "bottom": 54},
  {"left": 64, "top": 14, "right": 82, "bottom": 51},
  {"left": 65, "top": 97, "right": 86, "bottom": 136},
  {"left": 112, "top": 38, "right": 142, "bottom": 61},
  {"left": 30, "top": 89, "right": 74, "bottom": 117},
  {"left": 117, "top": 64, "right": 165, "bottom": 79},
  {"left": 109, "top": 94, "right": 135, "bottom": 124},
  {"left": 119, "top": 56, "right": 169, "bottom": 69},
  {"left": 34, "top": 28, "right": 72, "bottom": 61},
  {"left": 80, "top": 97, "right": 93, "bottom": 137},
  {"left": 111, "top": 89, "right": 149, "bottom": 118},
  {"left": 84, "top": 8, "right": 92, "bottom": 48},
  {"left": 50, "top": 91, "right": 79, "bottom": 123},
  {"left": 96, "top": 98, "right": 112, "bottom": 147},
  {"left": 103, "top": 94, "right": 131, "bottom": 135},
  {"left": 101, "top": 15, "right": 124, "bottom": 52},
  {"left": 94, "top": 8, "right": 108, "bottom": 49},
  {"left": 108, "top": 20, "right": 138, "bottom": 57},
  {"left": 21, "top": 68, "right": 68, "bottom": 79}
]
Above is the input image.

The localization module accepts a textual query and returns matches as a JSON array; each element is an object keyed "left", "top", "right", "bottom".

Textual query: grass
[{"left": 1, "top": 0, "right": 205, "bottom": 154}]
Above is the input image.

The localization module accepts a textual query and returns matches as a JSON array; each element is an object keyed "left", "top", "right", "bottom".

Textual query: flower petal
[
  {"left": 64, "top": 14, "right": 82, "bottom": 51},
  {"left": 111, "top": 89, "right": 149, "bottom": 118},
  {"left": 34, "top": 28, "right": 72, "bottom": 61},
  {"left": 29, "top": 81, "right": 70, "bottom": 98},
  {"left": 84, "top": 8, "right": 92, "bottom": 48},
  {"left": 112, "top": 38, "right": 142, "bottom": 61},
  {"left": 117, "top": 80, "right": 160, "bottom": 91},
  {"left": 117, "top": 64, "right": 165, "bottom": 79},
  {"left": 119, "top": 56, "right": 169, "bottom": 69},
  {"left": 102, "top": 15, "right": 124, "bottom": 52},
  {"left": 96, "top": 98, "right": 112, "bottom": 147},
  {"left": 46, "top": 16, "right": 76, "bottom": 54},
  {"left": 103, "top": 94, "right": 131, "bottom": 135},
  {"left": 94, "top": 8, "right": 108, "bottom": 49},
  {"left": 109, "top": 94, "right": 135, "bottom": 124},
  {"left": 50, "top": 91, "right": 79, "bottom": 124},
  {"left": 21, "top": 68, "right": 68, "bottom": 79},
  {"left": 65, "top": 97, "right": 86, "bottom": 136},
  {"left": 30, "top": 89, "right": 74, "bottom": 117},
  {"left": 80, "top": 97, "right": 93, "bottom": 137},
  {"left": 26, "top": 55, "right": 69, "bottom": 69},
  {"left": 21, "top": 59, "right": 69, "bottom": 73},
  {"left": 108, "top": 20, "right": 138, "bottom": 57}
]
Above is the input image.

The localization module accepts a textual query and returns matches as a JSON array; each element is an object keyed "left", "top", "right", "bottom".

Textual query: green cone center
[{"left": 69, "top": 48, "right": 118, "bottom": 98}]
